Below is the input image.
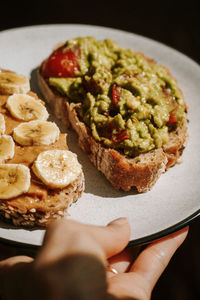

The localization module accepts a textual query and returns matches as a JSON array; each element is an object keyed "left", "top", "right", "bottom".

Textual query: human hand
[
  {"left": 0, "top": 218, "right": 188, "bottom": 300},
  {"left": 107, "top": 224, "right": 188, "bottom": 299}
]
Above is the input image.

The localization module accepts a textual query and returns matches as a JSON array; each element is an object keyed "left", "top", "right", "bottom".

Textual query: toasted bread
[
  {"left": 37, "top": 38, "right": 188, "bottom": 192},
  {"left": 0, "top": 69, "right": 84, "bottom": 227}
]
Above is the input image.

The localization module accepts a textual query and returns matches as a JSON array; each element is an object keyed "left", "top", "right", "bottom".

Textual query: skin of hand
[{"left": 0, "top": 218, "right": 188, "bottom": 300}]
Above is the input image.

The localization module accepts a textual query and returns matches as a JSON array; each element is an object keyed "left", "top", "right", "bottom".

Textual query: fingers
[
  {"left": 108, "top": 227, "right": 189, "bottom": 300},
  {"left": 0, "top": 255, "right": 33, "bottom": 287},
  {"left": 93, "top": 217, "right": 131, "bottom": 257},
  {"left": 0, "top": 256, "right": 33, "bottom": 297},
  {"left": 130, "top": 226, "right": 189, "bottom": 290},
  {"left": 107, "top": 246, "right": 141, "bottom": 277},
  {"left": 35, "top": 217, "right": 130, "bottom": 268},
  {"left": 0, "top": 256, "right": 33, "bottom": 269}
]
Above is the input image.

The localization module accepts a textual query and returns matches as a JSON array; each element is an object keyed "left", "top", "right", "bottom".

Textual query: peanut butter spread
[{"left": 0, "top": 93, "right": 70, "bottom": 213}]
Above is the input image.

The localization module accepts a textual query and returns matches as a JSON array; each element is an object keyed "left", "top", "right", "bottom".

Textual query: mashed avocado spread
[{"left": 48, "top": 37, "right": 186, "bottom": 157}]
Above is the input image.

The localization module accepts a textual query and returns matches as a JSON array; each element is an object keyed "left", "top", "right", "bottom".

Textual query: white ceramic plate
[{"left": 0, "top": 24, "right": 200, "bottom": 247}]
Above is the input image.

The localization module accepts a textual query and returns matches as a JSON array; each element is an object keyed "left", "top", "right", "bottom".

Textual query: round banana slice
[
  {"left": 6, "top": 94, "right": 49, "bottom": 121},
  {"left": 0, "top": 113, "right": 5, "bottom": 135},
  {"left": 0, "top": 164, "right": 30, "bottom": 199},
  {"left": 0, "top": 70, "right": 30, "bottom": 95},
  {"left": 0, "top": 135, "right": 15, "bottom": 163},
  {"left": 32, "top": 150, "right": 82, "bottom": 189},
  {"left": 13, "top": 120, "right": 60, "bottom": 146}
]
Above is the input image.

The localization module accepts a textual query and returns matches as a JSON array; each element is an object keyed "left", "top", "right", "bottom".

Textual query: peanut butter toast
[{"left": 0, "top": 69, "right": 84, "bottom": 227}]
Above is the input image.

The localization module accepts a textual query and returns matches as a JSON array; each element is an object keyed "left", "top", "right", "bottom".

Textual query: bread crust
[{"left": 38, "top": 62, "right": 188, "bottom": 192}]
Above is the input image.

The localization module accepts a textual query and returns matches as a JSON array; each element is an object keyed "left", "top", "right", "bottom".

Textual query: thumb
[
  {"left": 92, "top": 217, "right": 131, "bottom": 258},
  {"left": 36, "top": 217, "right": 130, "bottom": 268}
]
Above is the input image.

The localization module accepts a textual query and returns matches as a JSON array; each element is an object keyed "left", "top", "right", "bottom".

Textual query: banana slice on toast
[
  {"left": 6, "top": 94, "right": 49, "bottom": 121},
  {"left": 0, "top": 135, "right": 15, "bottom": 163},
  {"left": 0, "top": 70, "right": 30, "bottom": 95},
  {"left": 0, "top": 164, "right": 31, "bottom": 199},
  {"left": 32, "top": 150, "right": 82, "bottom": 189},
  {"left": 13, "top": 120, "right": 60, "bottom": 146},
  {"left": 0, "top": 113, "right": 5, "bottom": 135}
]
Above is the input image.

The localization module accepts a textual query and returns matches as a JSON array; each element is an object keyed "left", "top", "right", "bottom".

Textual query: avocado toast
[{"left": 38, "top": 37, "right": 188, "bottom": 192}]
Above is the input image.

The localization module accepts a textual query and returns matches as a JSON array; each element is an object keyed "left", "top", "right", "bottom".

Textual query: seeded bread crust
[
  {"left": 0, "top": 173, "right": 84, "bottom": 228},
  {"left": 0, "top": 70, "right": 85, "bottom": 227},
  {"left": 38, "top": 63, "right": 188, "bottom": 192},
  {"left": 0, "top": 172, "right": 84, "bottom": 227}
]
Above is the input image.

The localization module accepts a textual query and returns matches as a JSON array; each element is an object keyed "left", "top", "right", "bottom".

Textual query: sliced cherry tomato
[
  {"left": 112, "top": 83, "right": 121, "bottom": 105},
  {"left": 167, "top": 111, "right": 177, "bottom": 124},
  {"left": 42, "top": 46, "right": 80, "bottom": 78},
  {"left": 112, "top": 130, "right": 129, "bottom": 143}
]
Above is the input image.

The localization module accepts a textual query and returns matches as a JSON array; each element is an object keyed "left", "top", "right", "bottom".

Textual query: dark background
[
  {"left": 0, "top": 0, "right": 199, "bottom": 65},
  {"left": 0, "top": 0, "right": 200, "bottom": 299}
]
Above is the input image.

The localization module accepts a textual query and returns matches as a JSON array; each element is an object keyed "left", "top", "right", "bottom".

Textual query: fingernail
[{"left": 108, "top": 217, "right": 129, "bottom": 226}]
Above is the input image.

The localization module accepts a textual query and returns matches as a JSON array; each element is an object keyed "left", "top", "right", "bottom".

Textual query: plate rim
[
  {"left": 129, "top": 209, "right": 200, "bottom": 246},
  {"left": 0, "top": 209, "right": 199, "bottom": 248},
  {"left": 0, "top": 23, "right": 200, "bottom": 247}
]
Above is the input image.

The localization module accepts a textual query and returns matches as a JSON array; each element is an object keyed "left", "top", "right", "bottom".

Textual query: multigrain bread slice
[
  {"left": 0, "top": 70, "right": 84, "bottom": 227},
  {"left": 37, "top": 37, "right": 188, "bottom": 192}
]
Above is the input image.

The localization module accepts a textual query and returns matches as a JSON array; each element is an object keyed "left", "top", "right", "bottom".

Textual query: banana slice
[
  {"left": 32, "top": 150, "right": 82, "bottom": 188},
  {"left": 13, "top": 120, "right": 60, "bottom": 146},
  {"left": 0, "top": 135, "right": 15, "bottom": 163},
  {"left": 0, "top": 113, "right": 5, "bottom": 135},
  {"left": 0, "top": 70, "right": 30, "bottom": 95},
  {"left": 6, "top": 94, "right": 49, "bottom": 121},
  {"left": 0, "top": 164, "right": 30, "bottom": 199}
]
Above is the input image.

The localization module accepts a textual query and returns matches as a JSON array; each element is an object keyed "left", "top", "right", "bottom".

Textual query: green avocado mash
[{"left": 49, "top": 37, "right": 186, "bottom": 157}]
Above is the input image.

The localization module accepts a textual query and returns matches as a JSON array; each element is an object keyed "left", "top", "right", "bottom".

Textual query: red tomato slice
[
  {"left": 112, "top": 130, "right": 129, "bottom": 143},
  {"left": 42, "top": 46, "right": 80, "bottom": 78},
  {"left": 112, "top": 83, "right": 121, "bottom": 105},
  {"left": 167, "top": 111, "right": 177, "bottom": 124}
]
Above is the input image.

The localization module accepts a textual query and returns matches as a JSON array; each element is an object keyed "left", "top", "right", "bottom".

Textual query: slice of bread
[
  {"left": 38, "top": 68, "right": 187, "bottom": 192},
  {"left": 38, "top": 63, "right": 187, "bottom": 192},
  {"left": 0, "top": 70, "right": 84, "bottom": 227}
]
